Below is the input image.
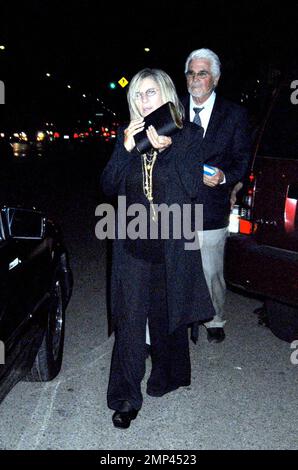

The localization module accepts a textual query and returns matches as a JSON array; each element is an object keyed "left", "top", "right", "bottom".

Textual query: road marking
[{"left": 16, "top": 381, "right": 60, "bottom": 450}]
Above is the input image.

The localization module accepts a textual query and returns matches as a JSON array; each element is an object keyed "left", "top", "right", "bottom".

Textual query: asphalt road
[{"left": 0, "top": 143, "right": 297, "bottom": 450}]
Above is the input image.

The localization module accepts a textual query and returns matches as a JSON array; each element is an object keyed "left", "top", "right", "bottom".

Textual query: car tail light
[
  {"left": 229, "top": 173, "right": 256, "bottom": 234},
  {"left": 240, "top": 173, "right": 256, "bottom": 234},
  {"left": 239, "top": 218, "right": 253, "bottom": 234},
  {"left": 284, "top": 183, "right": 298, "bottom": 233}
]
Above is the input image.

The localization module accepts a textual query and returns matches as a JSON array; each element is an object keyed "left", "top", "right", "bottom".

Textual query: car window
[{"left": 258, "top": 83, "right": 298, "bottom": 159}]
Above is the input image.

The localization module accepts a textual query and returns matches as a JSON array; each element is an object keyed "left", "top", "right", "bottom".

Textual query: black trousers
[{"left": 107, "top": 258, "right": 191, "bottom": 411}]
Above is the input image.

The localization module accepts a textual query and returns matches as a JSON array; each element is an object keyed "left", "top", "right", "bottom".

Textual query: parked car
[
  {"left": 0, "top": 205, "right": 73, "bottom": 403},
  {"left": 224, "top": 78, "right": 298, "bottom": 342}
]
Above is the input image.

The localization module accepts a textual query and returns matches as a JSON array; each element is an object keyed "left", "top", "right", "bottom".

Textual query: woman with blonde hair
[{"left": 101, "top": 68, "right": 214, "bottom": 429}]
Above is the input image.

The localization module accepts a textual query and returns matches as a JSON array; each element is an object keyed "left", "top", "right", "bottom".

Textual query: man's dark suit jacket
[{"left": 182, "top": 94, "right": 252, "bottom": 230}]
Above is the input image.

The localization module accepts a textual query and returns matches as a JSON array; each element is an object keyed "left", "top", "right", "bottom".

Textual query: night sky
[{"left": 1, "top": 0, "right": 298, "bottom": 128}]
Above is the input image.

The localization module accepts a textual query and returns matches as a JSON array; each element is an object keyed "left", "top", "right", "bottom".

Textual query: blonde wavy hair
[{"left": 127, "top": 68, "right": 184, "bottom": 121}]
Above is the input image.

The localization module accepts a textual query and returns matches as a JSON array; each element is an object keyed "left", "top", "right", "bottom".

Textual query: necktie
[{"left": 193, "top": 107, "right": 204, "bottom": 127}]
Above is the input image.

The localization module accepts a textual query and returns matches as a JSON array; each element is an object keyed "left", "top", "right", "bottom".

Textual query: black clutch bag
[{"left": 134, "top": 101, "right": 183, "bottom": 154}]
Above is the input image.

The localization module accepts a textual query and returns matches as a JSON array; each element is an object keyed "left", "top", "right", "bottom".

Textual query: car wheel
[
  {"left": 266, "top": 299, "right": 298, "bottom": 343},
  {"left": 26, "top": 276, "right": 65, "bottom": 381}
]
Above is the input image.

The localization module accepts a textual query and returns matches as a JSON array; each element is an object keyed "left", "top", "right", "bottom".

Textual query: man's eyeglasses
[
  {"left": 185, "top": 70, "right": 211, "bottom": 80},
  {"left": 135, "top": 88, "right": 158, "bottom": 100}
]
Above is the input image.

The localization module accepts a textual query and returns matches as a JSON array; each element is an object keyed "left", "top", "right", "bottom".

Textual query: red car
[{"left": 224, "top": 78, "right": 298, "bottom": 342}]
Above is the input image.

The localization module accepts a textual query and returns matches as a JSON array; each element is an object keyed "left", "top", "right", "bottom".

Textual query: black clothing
[
  {"left": 125, "top": 152, "right": 166, "bottom": 263},
  {"left": 182, "top": 95, "right": 252, "bottom": 230},
  {"left": 101, "top": 123, "right": 215, "bottom": 410},
  {"left": 107, "top": 257, "right": 190, "bottom": 411},
  {"left": 100, "top": 122, "right": 215, "bottom": 336}
]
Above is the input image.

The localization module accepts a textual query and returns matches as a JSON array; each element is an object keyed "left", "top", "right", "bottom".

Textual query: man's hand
[
  {"left": 124, "top": 118, "right": 145, "bottom": 152},
  {"left": 146, "top": 125, "right": 172, "bottom": 151},
  {"left": 203, "top": 168, "right": 225, "bottom": 187},
  {"left": 230, "top": 181, "right": 243, "bottom": 209}
]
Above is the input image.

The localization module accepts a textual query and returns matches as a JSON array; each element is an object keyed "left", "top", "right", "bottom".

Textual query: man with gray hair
[{"left": 182, "top": 48, "right": 251, "bottom": 343}]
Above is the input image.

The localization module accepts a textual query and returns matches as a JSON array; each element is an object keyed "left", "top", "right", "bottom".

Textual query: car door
[
  {"left": 253, "top": 82, "right": 298, "bottom": 251},
  {"left": 0, "top": 220, "right": 29, "bottom": 380},
  {"left": 0, "top": 209, "right": 52, "bottom": 381}
]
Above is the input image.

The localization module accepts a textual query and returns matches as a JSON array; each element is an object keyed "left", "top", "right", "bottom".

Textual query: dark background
[{"left": 0, "top": 0, "right": 298, "bottom": 130}]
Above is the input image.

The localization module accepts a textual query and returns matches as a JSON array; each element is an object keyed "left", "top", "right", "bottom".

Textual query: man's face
[{"left": 186, "top": 58, "right": 219, "bottom": 102}]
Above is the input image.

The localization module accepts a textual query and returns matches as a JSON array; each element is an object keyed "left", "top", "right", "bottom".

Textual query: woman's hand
[
  {"left": 124, "top": 118, "right": 145, "bottom": 152},
  {"left": 146, "top": 125, "right": 172, "bottom": 152}
]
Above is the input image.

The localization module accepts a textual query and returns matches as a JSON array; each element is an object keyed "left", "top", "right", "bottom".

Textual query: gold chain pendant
[{"left": 141, "top": 151, "right": 158, "bottom": 222}]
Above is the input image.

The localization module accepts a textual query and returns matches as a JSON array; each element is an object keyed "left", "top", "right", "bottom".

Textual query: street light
[
  {"left": 46, "top": 73, "right": 51, "bottom": 77},
  {"left": 144, "top": 47, "right": 150, "bottom": 52},
  {"left": 0, "top": 45, "right": 5, "bottom": 51}
]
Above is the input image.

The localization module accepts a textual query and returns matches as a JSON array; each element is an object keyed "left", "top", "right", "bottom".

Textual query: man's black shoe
[
  {"left": 207, "top": 327, "right": 225, "bottom": 343},
  {"left": 112, "top": 409, "right": 138, "bottom": 429},
  {"left": 112, "top": 401, "right": 138, "bottom": 429}
]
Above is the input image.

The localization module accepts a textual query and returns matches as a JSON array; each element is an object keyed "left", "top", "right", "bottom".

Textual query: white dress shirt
[{"left": 190, "top": 91, "right": 226, "bottom": 184}]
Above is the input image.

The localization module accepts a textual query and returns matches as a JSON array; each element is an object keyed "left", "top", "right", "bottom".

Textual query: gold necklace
[{"left": 141, "top": 150, "right": 158, "bottom": 222}]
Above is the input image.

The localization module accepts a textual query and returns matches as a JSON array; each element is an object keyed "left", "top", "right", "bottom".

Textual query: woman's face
[{"left": 134, "top": 77, "right": 164, "bottom": 117}]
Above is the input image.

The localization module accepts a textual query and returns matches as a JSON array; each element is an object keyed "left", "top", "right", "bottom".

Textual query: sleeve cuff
[{"left": 220, "top": 173, "right": 226, "bottom": 185}]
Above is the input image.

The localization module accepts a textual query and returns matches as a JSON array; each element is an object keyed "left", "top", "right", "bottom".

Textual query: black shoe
[
  {"left": 112, "top": 402, "right": 139, "bottom": 429},
  {"left": 207, "top": 327, "right": 225, "bottom": 343}
]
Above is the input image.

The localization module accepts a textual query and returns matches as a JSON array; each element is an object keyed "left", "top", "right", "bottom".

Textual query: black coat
[
  {"left": 100, "top": 122, "right": 215, "bottom": 335},
  {"left": 182, "top": 94, "right": 252, "bottom": 230}
]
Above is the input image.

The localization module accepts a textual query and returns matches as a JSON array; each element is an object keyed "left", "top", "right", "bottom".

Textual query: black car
[{"left": 0, "top": 205, "right": 73, "bottom": 403}]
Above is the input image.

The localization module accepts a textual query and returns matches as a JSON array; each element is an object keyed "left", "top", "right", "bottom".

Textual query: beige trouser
[{"left": 198, "top": 227, "right": 229, "bottom": 328}]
